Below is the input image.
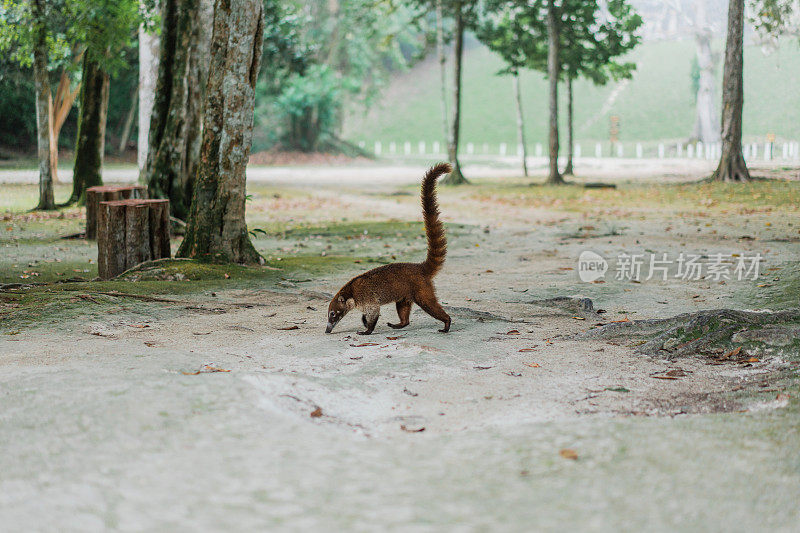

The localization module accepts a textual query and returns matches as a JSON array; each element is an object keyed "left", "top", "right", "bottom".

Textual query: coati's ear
[
  {"left": 337, "top": 295, "right": 345, "bottom": 305},
  {"left": 345, "top": 298, "right": 356, "bottom": 310}
]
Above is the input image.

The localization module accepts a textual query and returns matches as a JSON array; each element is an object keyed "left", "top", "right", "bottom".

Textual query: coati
[{"left": 326, "top": 162, "right": 452, "bottom": 335}]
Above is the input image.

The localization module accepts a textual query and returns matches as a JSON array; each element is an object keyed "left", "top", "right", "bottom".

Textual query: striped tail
[{"left": 420, "top": 162, "right": 451, "bottom": 277}]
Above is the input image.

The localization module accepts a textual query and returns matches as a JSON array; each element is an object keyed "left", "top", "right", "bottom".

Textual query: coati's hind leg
[
  {"left": 388, "top": 300, "right": 412, "bottom": 329},
  {"left": 413, "top": 288, "right": 451, "bottom": 333},
  {"left": 359, "top": 307, "right": 380, "bottom": 335}
]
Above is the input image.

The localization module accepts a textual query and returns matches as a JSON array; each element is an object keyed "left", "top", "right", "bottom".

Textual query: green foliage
[
  {"left": 0, "top": 57, "right": 35, "bottom": 149},
  {"left": 476, "top": 0, "right": 642, "bottom": 84},
  {"left": 65, "top": 0, "right": 142, "bottom": 76},
  {"left": 751, "top": 0, "right": 799, "bottom": 40},
  {"left": 253, "top": 0, "right": 432, "bottom": 152},
  {"left": 0, "top": 0, "right": 72, "bottom": 67}
]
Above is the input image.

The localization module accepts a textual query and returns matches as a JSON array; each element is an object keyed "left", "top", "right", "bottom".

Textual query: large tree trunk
[
  {"left": 436, "top": 0, "right": 449, "bottom": 146},
  {"left": 442, "top": 0, "right": 467, "bottom": 186},
  {"left": 545, "top": 0, "right": 564, "bottom": 185},
  {"left": 143, "top": 0, "right": 200, "bottom": 221},
  {"left": 68, "top": 57, "right": 110, "bottom": 205},
  {"left": 512, "top": 71, "right": 528, "bottom": 177},
  {"left": 31, "top": 0, "right": 55, "bottom": 211},
  {"left": 563, "top": 76, "right": 575, "bottom": 175},
  {"left": 710, "top": 0, "right": 750, "bottom": 182},
  {"left": 182, "top": 0, "right": 214, "bottom": 205},
  {"left": 692, "top": 1, "right": 720, "bottom": 145},
  {"left": 177, "top": 0, "right": 264, "bottom": 264},
  {"left": 138, "top": 11, "right": 160, "bottom": 174}
]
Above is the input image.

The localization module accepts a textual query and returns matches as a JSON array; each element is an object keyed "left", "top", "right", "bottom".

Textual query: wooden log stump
[
  {"left": 85, "top": 185, "right": 147, "bottom": 239},
  {"left": 97, "top": 199, "right": 170, "bottom": 279}
]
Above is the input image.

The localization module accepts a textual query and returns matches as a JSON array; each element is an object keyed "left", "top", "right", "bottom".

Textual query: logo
[{"left": 578, "top": 250, "right": 608, "bottom": 282}]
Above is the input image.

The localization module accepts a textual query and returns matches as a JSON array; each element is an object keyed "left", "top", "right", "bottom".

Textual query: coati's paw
[
  {"left": 439, "top": 322, "right": 451, "bottom": 333},
  {"left": 387, "top": 322, "right": 408, "bottom": 329},
  {"left": 361, "top": 315, "right": 368, "bottom": 328},
  {"left": 357, "top": 330, "right": 373, "bottom": 335}
]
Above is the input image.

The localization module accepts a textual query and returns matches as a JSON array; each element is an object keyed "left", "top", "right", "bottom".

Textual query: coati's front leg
[
  {"left": 359, "top": 307, "right": 380, "bottom": 335},
  {"left": 388, "top": 300, "right": 412, "bottom": 329}
]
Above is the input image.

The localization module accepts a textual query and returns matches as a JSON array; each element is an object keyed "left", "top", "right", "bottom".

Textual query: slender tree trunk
[
  {"left": 545, "top": 0, "right": 564, "bottom": 185},
  {"left": 178, "top": 0, "right": 264, "bottom": 264},
  {"left": 144, "top": 0, "right": 200, "bottom": 220},
  {"left": 692, "top": 1, "right": 720, "bottom": 144},
  {"left": 118, "top": 85, "right": 138, "bottom": 153},
  {"left": 512, "top": 71, "right": 528, "bottom": 177},
  {"left": 68, "top": 57, "right": 110, "bottom": 205},
  {"left": 442, "top": 0, "right": 467, "bottom": 185},
  {"left": 31, "top": 0, "right": 55, "bottom": 210},
  {"left": 49, "top": 69, "right": 82, "bottom": 183},
  {"left": 710, "top": 0, "right": 750, "bottom": 182},
  {"left": 138, "top": 9, "right": 160, "bottom": 174},
  {"left": 563, "top": 76, "right": 574, "bottom": 175},
  {"left": 436, "top": 0, "right": 449, "bottom": 145}
]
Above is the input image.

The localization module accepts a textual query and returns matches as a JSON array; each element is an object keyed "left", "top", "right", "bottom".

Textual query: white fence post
[
  {"left": 499, "top": 143, "right": 507, "bottom": 156},
  {"left": 374, "top": 141, "right": 382, "bottom": 156},
  {"left": 696, "top": 142, "right": 703, "bottom": 158},
  {"left": 687, "top": 144, "right": 694, "bottom": 158},
  {"left": 432, "top": 141, "right": 440, "bottom": 155},
  {"left": 636, "top": 143, "right": 643, "bottom": 158},
  {"left": 404, "top": 141, "right": 411, "bottom": 155},
  {"left": 535, "top": 143, "right": 543, "bottom": 157},
  {"left": 658, "top": 143, "right": 665, "bottom": 158},
  {"left": 595, "top": 143, "right": 602, "bottom": 157},
  {"left": 575, "top": 144, "right": 581, "bottom": 158},
  {"left": 467, "top": 142, "right": 474, "bottom": 155},
  {"left": 677, "top": 143, "right": 683, "bottom": 158},
  {"left": 616, "top": 144, "right": 623, "bottom": 158},
  {"left": 517, "top": 143, "right": 524, "bottom": 156}
]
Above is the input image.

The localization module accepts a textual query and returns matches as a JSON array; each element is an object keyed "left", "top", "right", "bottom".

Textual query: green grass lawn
[{"left": 343, "top": 37, "right": 800, "bottom": 149}]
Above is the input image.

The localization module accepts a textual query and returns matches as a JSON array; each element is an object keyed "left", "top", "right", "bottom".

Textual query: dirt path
[{"left": 1, "top": 171, "right": 799, "bottom": 530}]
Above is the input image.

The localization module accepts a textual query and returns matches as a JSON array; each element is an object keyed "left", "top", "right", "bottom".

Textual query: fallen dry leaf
[
  {"left": 310, "top": 407, "right": 323, "bottom": 418},
  {"left": 350, "top": 342, "right": 379, "bottom": 347},
  {"left": 182, "top": 364, "right": 231, "bottom": 375},
  {"left": 746, "top": 357, "right": 760, "bottom": 363},
  {"left": 400, "top": 424, "right": 425, "bottom": 433},
  {"left": 721, "top": 346, "right": 742, "bottom": 359},
  {"left": 277, "top": 325, "right": 299, "bottom": 330},
  {"left": 571, "top": 316, "right": 586, "bottom": 320},
  {"left": 506, "top": 330, "right": 520, "bottom": 335},
  {"left": 523, "top": 362, "right": 540, "bottom": 368},
  {"left": 128, "top": 324, "right": 150, "bottom": 329},
  {"left": 519, "top": 347, "right": 538, "bottom": 352},
  {"left": 559, "top": 448, "right": 578, "bottom": 460}
]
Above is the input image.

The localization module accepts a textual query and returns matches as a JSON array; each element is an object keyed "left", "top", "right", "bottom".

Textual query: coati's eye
[{"left": 329, "top": 311, "right": 335, "bottom": 318}]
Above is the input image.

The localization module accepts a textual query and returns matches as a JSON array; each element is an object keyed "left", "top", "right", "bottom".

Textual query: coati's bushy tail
[{"left": 420, "top": 162, "right": 451, "bottom": 277}]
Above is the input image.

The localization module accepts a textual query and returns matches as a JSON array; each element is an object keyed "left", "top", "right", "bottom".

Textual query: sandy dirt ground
[{"left": 1, "top": 165, "right": 799, "bottom": 531}]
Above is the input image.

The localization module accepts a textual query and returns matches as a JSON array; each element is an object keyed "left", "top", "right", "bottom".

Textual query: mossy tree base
[{"left": 583, "top": 308, "right": 800, "bottom": 360}]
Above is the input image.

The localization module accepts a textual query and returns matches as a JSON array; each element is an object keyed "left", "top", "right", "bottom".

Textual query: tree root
[{"left": 581, "top": 308, "right": 800, "bottom": 360}]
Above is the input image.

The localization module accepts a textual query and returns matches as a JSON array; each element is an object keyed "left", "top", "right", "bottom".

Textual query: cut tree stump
[
  {"left": 85, "top": 185, "right": 147, "bottom": 239},
  {"left": 97, "top": 199, "right": 170, "bottom": 279}
]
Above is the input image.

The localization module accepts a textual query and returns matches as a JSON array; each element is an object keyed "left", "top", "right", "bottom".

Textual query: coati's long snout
[{"left": 326, "top": 163, "right": 452, "bottom": 335}]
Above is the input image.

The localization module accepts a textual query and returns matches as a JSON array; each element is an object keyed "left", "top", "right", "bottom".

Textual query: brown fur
[{"left": 326, "top": 163, "right": 452, "bottom": 334}]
